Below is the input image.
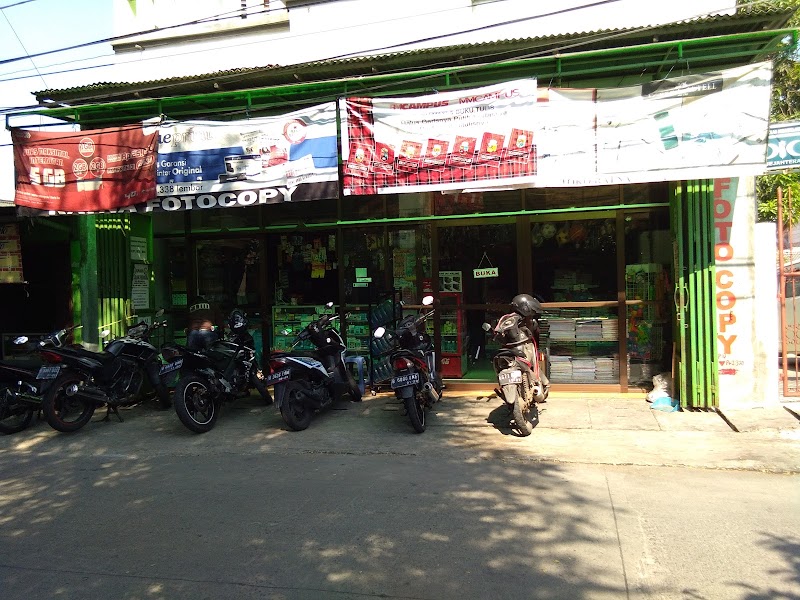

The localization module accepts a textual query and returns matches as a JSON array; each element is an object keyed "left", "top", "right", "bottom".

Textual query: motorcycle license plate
[
  {"left": 159, "top": 358, "right": 183, "bottom": 375},
  {"left": 263, "top": 369, "right": 290, "bottom": 385},
  {"left": 36, "top": 365, "right": 61, "bottom": 380},
  {"left": 391, "top": 372, "right": 420, "bottom": 389},
  {"left": 498, "top": 371, "right": 523, "bottom": 385}
]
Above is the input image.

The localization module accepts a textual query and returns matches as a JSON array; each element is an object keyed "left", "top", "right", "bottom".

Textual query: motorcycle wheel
[
  {"left": 405, "top": 394, "right": 426, "bottom": 433},
  {"left": 280, "top": 382, "right": 313, "bottom": 431},
  {"left": 346, "top": 369, "right": 362, "bottom": 402},
  {"left": 512, "top": 388, "right": 538, "bottom": 437},
  {"left": 250, "top": 369, "right": 273, "bottom": 405},
  {"left": 174, "top": 376, "right": 218, "bottom": 434},
  {"left": 42, "top": 372, "right": 96, "bottom": 433},
  {"left": 0, "top": 387, "right": 35, "bottom": 434}
]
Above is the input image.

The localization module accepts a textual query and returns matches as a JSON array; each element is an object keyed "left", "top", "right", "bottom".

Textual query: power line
[
  {"left": 5, "top": 0, "right": 624, "bottom": 102},
  {"left": 0, "top": 0, "right": 508, "bottom": 82},
  {"left": 0, "top": 0, "right": 39, "bottom": 9},
  {"left": 0, "top": 5, "right": 47, "bottom": 89},
  {"left": 0, "top": 0, "right": 344, "bottom": 67},
  {"left": 0, "top": 1, "right": 777, "bottom": 124}
]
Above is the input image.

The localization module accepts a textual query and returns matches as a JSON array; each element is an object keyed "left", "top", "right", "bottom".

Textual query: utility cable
[
  {"left": 0, "top": 1, "right": 781, "bottom": 126},
  {"left": 0, "top": 0, "right": 358, "bottom": 67}
]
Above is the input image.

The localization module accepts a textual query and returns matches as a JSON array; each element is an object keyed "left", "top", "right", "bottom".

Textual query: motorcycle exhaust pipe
[{"left": 423, "top": 381, "right": 440, "bottom": 403}]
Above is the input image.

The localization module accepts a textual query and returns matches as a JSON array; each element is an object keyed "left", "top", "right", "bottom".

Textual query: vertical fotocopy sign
[{"left": 714, "top": 177, "right": 776, "bottom": 406}]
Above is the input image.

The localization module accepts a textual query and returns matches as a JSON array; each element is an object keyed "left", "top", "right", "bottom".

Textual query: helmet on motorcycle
[
  {"left": 227, "top": 309, "right": 248, "bottom": 332},
  {"left": 510, "top": 293, "right": 542, "bottom": 318}
]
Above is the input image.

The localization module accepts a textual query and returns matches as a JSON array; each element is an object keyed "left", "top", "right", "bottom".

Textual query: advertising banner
[
  {"left": 766, "top": 121, "right": 800, "bottom": 171},
  {"left": 0, "top": 223, "right": 24, "bottom": 284},
  {"left": 341, "top": 80, "right": 540, "bottom": 195},
  {"left": 341, "top": 62, "right": 772, "bottom": 195},
  {"left": 12, "top": 125, "right": 158, "bottom": 212},
  {"left": 148, "top": 102, "right": 339, "bottom": 213}
]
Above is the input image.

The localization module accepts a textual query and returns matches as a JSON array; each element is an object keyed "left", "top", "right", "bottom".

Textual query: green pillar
[{"left": 78, "top": 216, "right": 100, "bottom": 349}]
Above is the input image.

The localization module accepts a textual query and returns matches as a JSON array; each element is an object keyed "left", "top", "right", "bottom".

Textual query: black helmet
[
  {"left": 511, "top": 293, "right": 542, "bottom": 318},
  {"left": 228, "top": 309, "right": 248, "bottom": 332}
]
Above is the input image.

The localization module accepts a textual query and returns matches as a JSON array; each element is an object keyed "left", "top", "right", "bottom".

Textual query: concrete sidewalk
[
  {"left": 2, "top": 390, "right": 798, "bottom": 475},
  {"left": 347, "top": 390, "right": 800, "bottom": 474}
]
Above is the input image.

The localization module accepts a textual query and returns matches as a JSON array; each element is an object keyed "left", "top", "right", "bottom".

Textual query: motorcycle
[
  {"left": 265, "top": 302, "right": 362, "bottom": 431},
  {"left": 482, "top": 309, "right": 548, "bottom": 436},
  {"left": 372, "top": 295, "right": 442, "bottom": 433},
  {"left": 38, "top": 312, "right": 171, "bottom": 433},
  {"left": 0, "top": 325, "right": 80, "bottom": 435},
  {"left": 161, "top": 309, "right": 271, "bottom": 434}
]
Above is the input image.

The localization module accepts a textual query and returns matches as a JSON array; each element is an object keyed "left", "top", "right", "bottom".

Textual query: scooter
[
  {"left": 0, "top": 325, "right": 80, "bottom": 434},
  {"left": 372, "top": 295, "right": 442, "bottom": 433},
  {"left": 265, "top": 302, "right": 362, "bottom": 431},
  {"left": 482, "top": 310, "right": 548, "bottom": 436}
]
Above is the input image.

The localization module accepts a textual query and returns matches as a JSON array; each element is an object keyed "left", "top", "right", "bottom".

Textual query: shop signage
[
  {"left": 766, "top": 121, "right": 800, "bottom": 171},
  {"left": 0, "top": 223, "right": 24, "bottom": 284},
  {"left": 149, "top": 102, "right": 339, "bottom": 213},
  {"left": 473, "top": 267, "right": 499, "bottom": 279},
  {"left": 341, "top": 62, "right": 772, "bottom": 195},
  {"left": 12, "top": 125, "right": 158, "bottom": 212}
]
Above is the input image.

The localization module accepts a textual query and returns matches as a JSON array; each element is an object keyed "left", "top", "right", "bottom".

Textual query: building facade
[{"left": 8, "top": 3, "right": 796, "bottom": 407}]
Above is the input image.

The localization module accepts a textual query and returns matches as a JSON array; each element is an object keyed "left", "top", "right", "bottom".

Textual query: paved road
[{"left": 0, "top": 395, "right": 798, "bottom": 600}]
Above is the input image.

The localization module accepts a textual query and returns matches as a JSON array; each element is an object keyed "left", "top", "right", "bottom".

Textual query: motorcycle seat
[{"left": 0, "top": 358, "right": 42, "bottom": 372}]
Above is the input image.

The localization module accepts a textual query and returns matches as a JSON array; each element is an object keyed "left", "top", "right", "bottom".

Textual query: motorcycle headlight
[{"left": 161, "top": 345, "right": 182, "bottom": 361}]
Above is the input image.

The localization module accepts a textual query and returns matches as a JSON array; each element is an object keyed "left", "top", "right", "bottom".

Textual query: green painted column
[{"left": 78, "top": 216, "right": 100, "bottom": 350}]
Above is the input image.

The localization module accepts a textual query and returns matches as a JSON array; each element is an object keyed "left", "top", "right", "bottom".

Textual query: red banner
[{"left": 12, "top": 126, "right": 158, "bottom": 212}]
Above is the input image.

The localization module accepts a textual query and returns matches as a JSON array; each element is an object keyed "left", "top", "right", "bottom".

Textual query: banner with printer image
[{"left": 150, "top": 102, "right": 339, "bottom": 212}]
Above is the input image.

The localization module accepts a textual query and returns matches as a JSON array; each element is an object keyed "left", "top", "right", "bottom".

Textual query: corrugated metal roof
[{"left": 35, "top": 7, "right": 795, "bottom": 104}]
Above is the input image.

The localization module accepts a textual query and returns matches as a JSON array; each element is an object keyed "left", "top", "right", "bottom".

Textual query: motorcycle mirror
[
  {"left": 422, "top": 295, "right": 434, "bottom": 306},
  {"left": 374, "top": 326, "right": 386, "bottom": 339},
  {"left": 481, "top": 322, "right": 492, "bottom": 332},
  {"left": 13, "top": 336, "right": 28, "bottom": 345},
  {"left": 156, "top": 308, "right": 165, "bottom": 317},
  {"left": 325, "top": 301, "right": 334, "bottom": 309},
  {"left": 100, "top": 329, "right": 111, "bottom": 338}
]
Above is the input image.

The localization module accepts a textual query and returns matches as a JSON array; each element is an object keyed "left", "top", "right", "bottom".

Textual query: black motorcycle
[
  {"left": 265, "top": 302, "right": 362, "bottom": 431},
  {"left": 372, "top": 296, "right": 442, "bottom": 433},
  {"left": 0, "top": 325, "right": 80, "bottom": 435},
  {"left": 161, "top": 309, "right": 271, "bottom": 434},
  {"left": 38, "top": 313, "right": 171, "bottom": 433}
]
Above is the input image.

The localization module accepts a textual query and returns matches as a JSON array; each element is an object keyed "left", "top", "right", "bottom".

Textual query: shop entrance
[{"left": 437, "top": 221, "right": 518, "bottom": 381}]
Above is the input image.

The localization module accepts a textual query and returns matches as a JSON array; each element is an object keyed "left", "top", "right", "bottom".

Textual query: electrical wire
[
  {"left": 0, "top": 1, "right": 781, "bottom": 126},
  {"left": 0, "top": 0, "right": 39, "bottom": 9},
  {"left": 4, "top": 0, "right": 632, "bottom": 106},
  {"left": 0, "top": 0, "right": 355, "bottom": 67},
  {"left": 0, "top": 6, "right": 47, "bottom": 89},
  {"left": 0, "top": 0, "right": 512, "bottom": 83}
]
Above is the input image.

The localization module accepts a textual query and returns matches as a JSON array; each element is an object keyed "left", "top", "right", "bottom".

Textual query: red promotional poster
[
  {"left": 397, "top": 141, "right": 423, "bottom": 172},
  {"left": 478, "top": 132, "right": 505, "bottom": 163},
  {"left": 12, "top": 125, "right": 158, "bottom": 212},
  {"left": 373, "top": 142, "right": 395, "bottom": 174},
  {"left": 422, "top": 139, "right": 449, "bottom": 170}
]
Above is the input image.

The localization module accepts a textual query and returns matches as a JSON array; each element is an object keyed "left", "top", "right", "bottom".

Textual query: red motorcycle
[{"left": 483, "top": 294, "right": 548, "bottom": 436}]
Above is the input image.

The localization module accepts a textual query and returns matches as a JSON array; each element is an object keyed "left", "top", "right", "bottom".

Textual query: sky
[{"left": 0, "top": 0, "right": 115, "bottom": 202}]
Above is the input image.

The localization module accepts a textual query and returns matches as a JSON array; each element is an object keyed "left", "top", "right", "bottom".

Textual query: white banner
[
  {"left": 341, "top": 63, "right": 772, "bottom": 195},
  {"left": 149, "top": 102, "right": 339, "bottom": 212}
]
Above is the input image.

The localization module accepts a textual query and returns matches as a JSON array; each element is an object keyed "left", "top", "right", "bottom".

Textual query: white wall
[{"left": 109, "top": 0, "right": 737, "bottom": 83}]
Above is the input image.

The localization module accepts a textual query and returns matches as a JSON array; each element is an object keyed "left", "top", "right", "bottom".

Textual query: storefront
[
  {"left": 146, "top": 182, "right": 673, "bottom": 391},
  {"left": 10, "top": 8, "right": 794, "bottom": 405}
]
